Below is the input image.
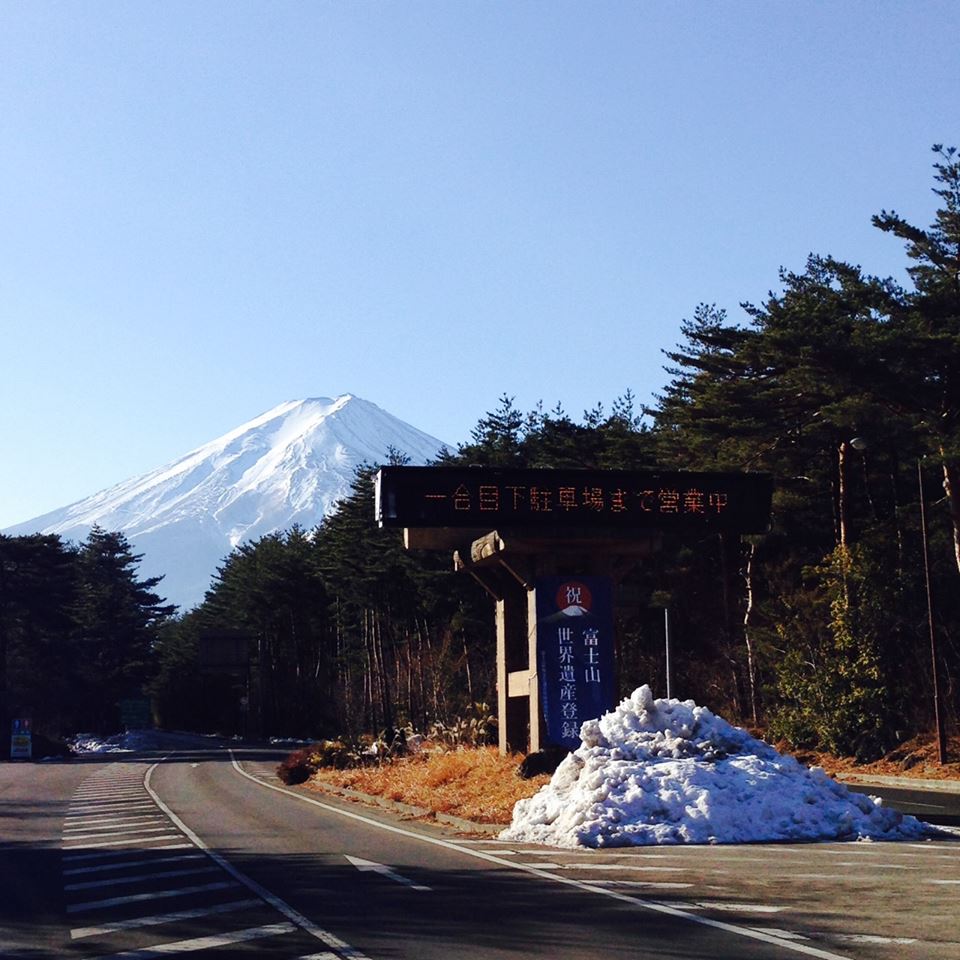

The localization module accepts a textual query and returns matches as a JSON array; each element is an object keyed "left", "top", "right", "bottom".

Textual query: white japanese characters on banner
[{"left": 536, "top": 577, "right": 615, "bottom": 749}]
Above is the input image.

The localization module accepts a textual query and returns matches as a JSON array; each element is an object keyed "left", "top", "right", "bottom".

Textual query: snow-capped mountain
[{"left": 4, "top": 395, "right": 447, "bottom": 611}]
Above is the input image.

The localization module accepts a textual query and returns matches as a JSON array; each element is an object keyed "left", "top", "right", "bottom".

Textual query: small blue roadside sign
[{"left": 10, "top": 718, "right": 32, "bottom": 760}]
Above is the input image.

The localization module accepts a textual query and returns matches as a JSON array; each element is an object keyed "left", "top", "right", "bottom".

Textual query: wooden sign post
[{"left": 376, "top": 466, "right": 772, "bottom": 755}]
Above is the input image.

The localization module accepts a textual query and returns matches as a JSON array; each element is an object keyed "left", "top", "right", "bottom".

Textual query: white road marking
[
  {"left": 833, "top": 934, "right": 918, "bottom": 945},
  {"left": 926, "top": 878, "right": 960, "bottom": 884},
  {"left": 63, "top": 833, "right": 183, "bottom": 850},
  {"left": 593, "top": 880, "right": 693, "bottom": 889},
  {"left": 66, "top": 810, "right": 157, "bottom": 823},
  {"left": 144, "top": 761, "right": 374, "bottom": 960},
  {"left": 64, "top": 852, "right": 205, "bottom": 876},
  {"left": 64, "top": 817, "right": 167, "bottom": 831},
  {"left": 516, "top": 861, "right": 735, "bottom": 876},
  {"left": 697, "top": 901, "right": 785, "bottom": 913},
  {"left": 66, "top": 880, "right": 238, "bottom": 913},
  {"left": 72, "top": 790, "right": 143, "bottom": 803},
  {"left": 78, "top": 921, "right": 296, "bottom": 957},
  {"left": 231, "top": 754, "right": 856, "bottom": 960},
  {"left": 345, "top": 855, "right": 431, "bottom": 891},
  {"left": 69, "top": 802, "right": 155, "bottom": 814},
  {"left": 64, "top": 825, "right": 178, "bottom": 841},
  {"left": 751, "top": 927, "right": 810, "bottom": 941},
  {"left": 63, "top": 842, "right": 192, "bottom": 862},
  {"left": 70, "top": 898, "right": 263, "bottom": 939},
  {"left": 65, "top": 865, "right": 221, "bottom": 891}
]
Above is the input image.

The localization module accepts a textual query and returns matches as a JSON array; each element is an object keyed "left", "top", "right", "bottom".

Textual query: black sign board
[{"left": 376, "top": 466, "right": 772, "bottom": 534}]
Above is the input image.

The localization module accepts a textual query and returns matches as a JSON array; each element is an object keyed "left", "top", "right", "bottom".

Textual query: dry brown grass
[
  {"left": 303, "top": 733, "right": 960, "bottom": 829},
  {"left": 307, "top": 746, "right": 549, "bottom": 824},
  {"left": 790, "top": 732, "right": 960, "bottom": 782}
]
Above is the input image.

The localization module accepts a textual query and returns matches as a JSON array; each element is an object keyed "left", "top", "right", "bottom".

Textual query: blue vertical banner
[{"left": 537, "top": 576, "right": 616, "bottom": 750}]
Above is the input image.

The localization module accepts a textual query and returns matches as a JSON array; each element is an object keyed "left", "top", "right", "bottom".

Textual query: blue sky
[{"left": 2, "top": 1, "right": 958, "bottom": 528}]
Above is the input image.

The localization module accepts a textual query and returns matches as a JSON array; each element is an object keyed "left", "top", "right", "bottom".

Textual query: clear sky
[{"left": 2, "top": 1, "right": 958, "bottom": 529}]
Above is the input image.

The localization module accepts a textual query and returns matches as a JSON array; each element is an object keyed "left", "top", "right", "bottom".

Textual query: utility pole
[{"left": 918, "top": 459, "right": 948, "bottom": 765}]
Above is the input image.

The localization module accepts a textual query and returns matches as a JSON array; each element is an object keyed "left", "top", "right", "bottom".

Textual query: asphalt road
[
  {"left": 843, "top": 780, "right": 960, "bottom": 828},
  {"left": 1, "top": 734, "right": 958, "bottom": 959}
]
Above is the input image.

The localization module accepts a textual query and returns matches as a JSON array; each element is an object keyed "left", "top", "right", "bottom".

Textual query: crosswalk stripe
[
  {"left": 67, "top": 880, "right": 237, "bottom": 913},
  {"left": 65, "top": 865, "right": 221, "bottom": 891},
  {"left": 69, "top": 803, "right": 155, "bottom": 814},
  {"left": 65, "top": 826, "right": 178, "bottom": 841},
  {"left": 70, "top": 898, "right": 263, "bottom": 939},
  {"left": 84, "top": 921, "right": 296, "bottom": 957},
  {"left": 65, "top": 817, "right": 167, "bottom": 832},
  {"left": 64, "top": 852, "right": 205, "bottom": 876},
  {"left": 63, "top": 842, "right": 192, "bottom": 862}
]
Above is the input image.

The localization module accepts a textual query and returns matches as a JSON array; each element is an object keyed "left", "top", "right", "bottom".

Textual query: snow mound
[
  {"left": 69, "top": 730, "right": 156, "bottom": 753},
  {"left": 501, "top": 685, "right": 931, "bottom": 847}
]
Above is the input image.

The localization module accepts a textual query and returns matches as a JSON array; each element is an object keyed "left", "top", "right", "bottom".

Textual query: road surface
[{"left": 1, "top": 733, "right": 957, "bottom": 959}]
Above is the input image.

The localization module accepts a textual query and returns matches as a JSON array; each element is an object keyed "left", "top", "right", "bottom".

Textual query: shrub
[{"left": 276, "top": 745, "right": 318, "bottom": 785}]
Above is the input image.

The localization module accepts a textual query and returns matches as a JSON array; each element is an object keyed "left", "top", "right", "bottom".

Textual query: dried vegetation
[{"left": 307, "top": 746, "right": 549, "bottom": 824}]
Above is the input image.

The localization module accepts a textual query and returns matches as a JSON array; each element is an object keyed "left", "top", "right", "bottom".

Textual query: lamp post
[
  {"left": 837, "top": 437, "right": 868, "bottom": 548},
  {"left": 917, "top": 458, "right": 948, "bottom": 765}
]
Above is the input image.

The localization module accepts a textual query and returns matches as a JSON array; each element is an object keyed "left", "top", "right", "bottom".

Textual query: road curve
[{"left": 1, "top": 736, "right": 958, "bottom": 959}]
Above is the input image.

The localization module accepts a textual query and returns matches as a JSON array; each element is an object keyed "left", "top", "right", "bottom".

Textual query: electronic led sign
[{"left": 375, "top": 466, "right": 772, "bottom": 534}]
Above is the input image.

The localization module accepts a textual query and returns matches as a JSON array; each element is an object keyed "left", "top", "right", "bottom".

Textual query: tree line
[
  {"left": 2, "top": 146, "right": 957, "bottom": 759},
  {"left": 0, "top": 527, "right": 174, "bottom": 746}
]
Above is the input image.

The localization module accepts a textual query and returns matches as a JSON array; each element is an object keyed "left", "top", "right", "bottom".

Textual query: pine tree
[
  {"left": 74, "top": 527, "right": 175, "bottom": 729},
  {"left": 873, "top": 145, "right": 960, "bottom": 575}
]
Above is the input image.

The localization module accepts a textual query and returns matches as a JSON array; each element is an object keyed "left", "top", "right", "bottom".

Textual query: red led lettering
[
  {"left": 659, "top": 489, "right": 680, "bottom": 513},
  {"left": 582, "top": 487, "right": 605, "bottom": 511},
  {"left": 478, "top": 485, "right": 500, "bottom": 511},
  {"left": 709, "top": 492, "right": 729, "bottom": 513},
  {"left": 530, "top": 487, "right": 553, "bottom": 511}
]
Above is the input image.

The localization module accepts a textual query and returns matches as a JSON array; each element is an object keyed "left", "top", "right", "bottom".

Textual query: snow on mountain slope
[{"left": 4, "top": 395, "right": 447, "bottom": 611}]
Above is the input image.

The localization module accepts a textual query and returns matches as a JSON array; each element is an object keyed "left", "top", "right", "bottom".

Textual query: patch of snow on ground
[
  {"left": 501, "top": 685, "right": 932, "bottom": 847},
  {"left": 69, "top": 730, "right": 155, "bottom": 753}
]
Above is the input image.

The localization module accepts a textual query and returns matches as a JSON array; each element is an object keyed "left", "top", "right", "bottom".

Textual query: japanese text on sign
[
  {"left": 376, "top": 467, "right": 771, "bottom": 534},
  {"left": 537, "top": 577, "right": 615, "bottom": 750}
]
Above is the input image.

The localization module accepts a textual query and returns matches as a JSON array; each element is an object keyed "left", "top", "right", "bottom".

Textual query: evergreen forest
[{"left": 2, "top": 146, "right": 959, "bottom": 761}]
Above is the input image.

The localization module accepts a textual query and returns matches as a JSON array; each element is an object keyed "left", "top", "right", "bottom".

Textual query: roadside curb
[
  {"left": 835, "top": 773, "right": 960, "bottom": 795},
  {"left": 306, "top": 780, "right": 504, "bottom": 835}
]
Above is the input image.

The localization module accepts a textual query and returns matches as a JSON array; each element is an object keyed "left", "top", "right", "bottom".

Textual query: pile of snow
[
  {"left": 70, "top": 730, "right": 156, "bottom": 753},
  {"left": 502, "top": 685, "right": 931, "bottom": 847},
  {"left": 69, "top": 731, "right": 140, "bottom": 753}
]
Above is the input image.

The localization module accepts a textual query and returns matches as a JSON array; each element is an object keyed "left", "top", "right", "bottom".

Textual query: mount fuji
[{"left": 4, "top": 395, "right": 447, "bottom": 611}]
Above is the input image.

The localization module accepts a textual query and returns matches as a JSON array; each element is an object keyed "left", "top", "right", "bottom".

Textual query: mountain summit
[{"left": 5, "top": 395, "right": 446, "bottom": 610}]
